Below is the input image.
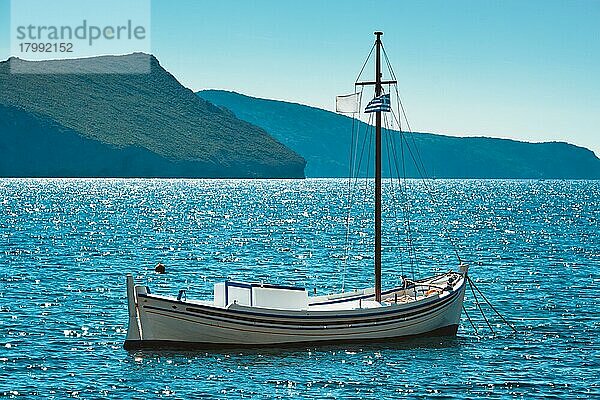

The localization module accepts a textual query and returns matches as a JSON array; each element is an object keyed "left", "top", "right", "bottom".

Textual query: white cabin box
[{"left": 214, "top": 281, "right": 308, "bottom": 310}]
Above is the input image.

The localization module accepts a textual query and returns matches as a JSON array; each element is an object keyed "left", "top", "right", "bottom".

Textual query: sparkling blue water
[{"left": 1, "top": 178, "right": 599, "bottom": 398}]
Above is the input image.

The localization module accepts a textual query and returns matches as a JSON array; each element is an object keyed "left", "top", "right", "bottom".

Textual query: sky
[{"left": 1, "top": 0, "right": 599, "bottom": 156}]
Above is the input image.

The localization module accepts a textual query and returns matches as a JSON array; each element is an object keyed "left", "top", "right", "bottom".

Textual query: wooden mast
[
  {"left": 374, "top": 31, "right": 383, "bottom": 302},
  {"left": 355, "top": 32, "right": 395, "bottom": 303}
]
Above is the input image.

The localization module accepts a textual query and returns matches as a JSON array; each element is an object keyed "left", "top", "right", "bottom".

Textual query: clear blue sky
[{"left": 1, "top": 0, "right": 599, "bottom": 155}]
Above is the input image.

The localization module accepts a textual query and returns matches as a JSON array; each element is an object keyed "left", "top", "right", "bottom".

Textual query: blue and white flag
[{"left": 364, "top": 93, "right": 391, "bottom": 113}]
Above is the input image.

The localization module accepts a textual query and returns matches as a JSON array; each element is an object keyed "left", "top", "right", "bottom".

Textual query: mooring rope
[
  {"left": 468, "top": 277, "right": 496, "bottom": 335},
  {"left": 467, "top": 276, "right": 518, "bottom": 333},
  {"left": 462, "top": 304, "right": 479, "bottom": 336}
]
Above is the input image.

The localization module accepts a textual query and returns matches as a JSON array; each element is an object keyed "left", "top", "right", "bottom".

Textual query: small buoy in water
[{"left": 155, "top": 263, "right": 166, "bottom": 274}]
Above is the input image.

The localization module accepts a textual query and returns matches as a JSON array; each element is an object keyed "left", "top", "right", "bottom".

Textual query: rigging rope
[
  {"left": 356, "top": 42, "right": 517, "bottom": 338},
  {"left": 380, "top": 43, "right": 463, "bottom": 265},
  {"left": 386, "top": 116, "right": 417, "bottom": 281},
  {"left": 382, "top": 114, "right": 406, "bottom": 282},
  {"left": 342, "top": 40, "right": 468, "bottom": 291},
  {"left": 341, "top": 102, "right": 357, "bottom": 293},
  {"left": 341, "top": 108, "right": 371, "bottom": 292},
  {"left": 355, "top": 43, "right": 376, "bottom": 84}
]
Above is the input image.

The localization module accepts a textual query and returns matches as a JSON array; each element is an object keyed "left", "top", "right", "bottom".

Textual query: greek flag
[{"left": 364, "top": 93, "right": 391, "bottom": 113}]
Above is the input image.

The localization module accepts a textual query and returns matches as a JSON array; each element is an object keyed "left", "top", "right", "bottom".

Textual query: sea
[{"left": 1, "top": 178, "right": 598, "bottom": 399}]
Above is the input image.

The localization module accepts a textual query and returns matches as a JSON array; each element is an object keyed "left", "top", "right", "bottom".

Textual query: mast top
[{"left": 354, "top": 32, "right": 396, "bottom": 87}]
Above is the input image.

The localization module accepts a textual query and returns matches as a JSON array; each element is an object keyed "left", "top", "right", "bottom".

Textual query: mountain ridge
[
  {"left": 0, "top": 54, "right": 306, "bottom": 178},
  {"left": 198, "top": 89, "right": 600, "bottom": 179}
]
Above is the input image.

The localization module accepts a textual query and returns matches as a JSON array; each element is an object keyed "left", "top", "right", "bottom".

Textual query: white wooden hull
[{"left": 124, "top": 271, "right": 467, "bottom": 349}]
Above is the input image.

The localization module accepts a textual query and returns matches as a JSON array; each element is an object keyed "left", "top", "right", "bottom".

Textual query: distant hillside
[
  {"left": 198, "top": 90, "right": 600, "bottom": 179},
  {"left": 0, "top": 55, "right": 305, "bottom": 178},
  {"left": 0, "top": 103, "right": 254, "bottom": 177}
]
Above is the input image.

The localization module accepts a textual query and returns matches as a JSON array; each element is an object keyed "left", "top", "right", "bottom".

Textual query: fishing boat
[{"left": 124, "top": 32, "right": 468, "bottom": 350}]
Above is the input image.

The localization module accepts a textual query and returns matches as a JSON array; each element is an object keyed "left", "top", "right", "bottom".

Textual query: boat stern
[{"left": 124, "top": 274, "right": 143, "bottom": 349}]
